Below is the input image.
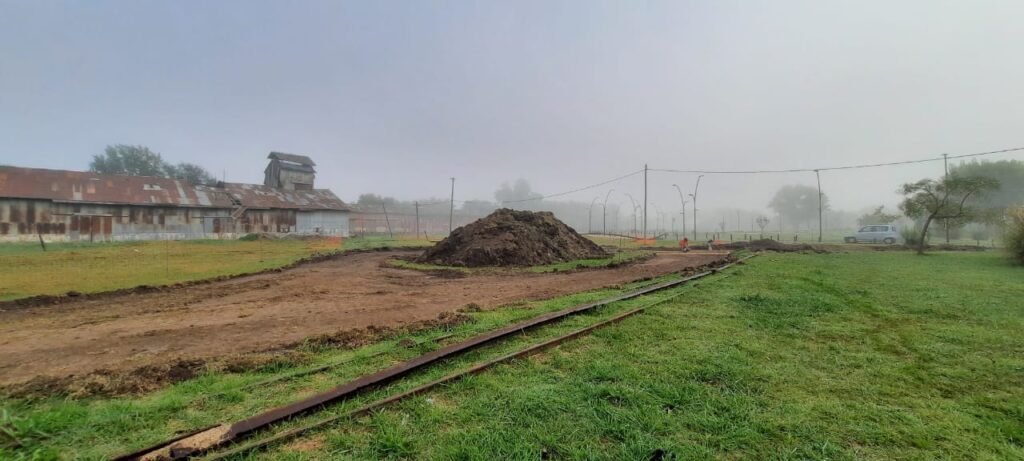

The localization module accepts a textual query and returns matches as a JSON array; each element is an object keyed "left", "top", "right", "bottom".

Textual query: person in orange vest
[{"left": 679, "top": 237, "right": 689, "bottom": 252}]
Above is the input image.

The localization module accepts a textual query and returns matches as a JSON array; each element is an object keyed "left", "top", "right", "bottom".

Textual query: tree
[
  {"left": 90, "top": 144, "right": 218, "bottom": 184},
  {"left": 767, "top": 185, "right": 829, "bottom": 231},
  {"left": 898, "top": 175, "right": 999, "bottom": 254},
  {"left": 755, "top": 215, "right": 770, "bottom": 232},
  {"left": 165, "top": 162, "right": 217, "bottom": 185},
  {"left": 1005, "top": 207, "right": 1024, "bottom": 265},
  {"left": 356, "top": 193, "right": 398, "bottom": 207},
  {"left": 90, "top": 145, "right": 166, "bottom": 177},
  {"left": 951, "top": 160, "right": 1024, "bottom": 217},
  {"left": 857, "top": 206, "right": 900, "bottom": 226},
  {"left": 460, "top": 200, "right": 498, "bottom": 216},
  {"left": 494, "top": 179, "right": 542, "bottom": 204}
]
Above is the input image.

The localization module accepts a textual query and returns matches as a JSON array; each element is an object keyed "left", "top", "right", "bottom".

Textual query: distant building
[
  {"left": 0, "top": 153, "right": 350, "bottom": 242},
  {"left": 264, "top": 152, "right": 316, "bottom": 190}
]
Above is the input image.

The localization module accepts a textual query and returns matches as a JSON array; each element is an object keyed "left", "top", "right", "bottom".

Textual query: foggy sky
[{"left": 2, "top": 0, "right": 1023, "bottom": 216}]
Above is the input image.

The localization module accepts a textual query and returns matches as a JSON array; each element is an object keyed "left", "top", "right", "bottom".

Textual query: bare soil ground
[{"left": 0, "top": 249, "right": 728, "bottom": 386}]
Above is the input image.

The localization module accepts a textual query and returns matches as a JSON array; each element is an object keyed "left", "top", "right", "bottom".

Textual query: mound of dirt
[
  {"left": 417, "top": 209, "right": 608, "bottom": 267},
  {"left": 718, "top": 239, "right": 826, "bottom": 253}
]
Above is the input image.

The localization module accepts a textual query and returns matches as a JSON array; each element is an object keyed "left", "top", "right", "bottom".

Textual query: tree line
[
  {"left": 85, "top": 144, "right": 1024, "bottom": 256},
  {"left": 89, "top": 144, "right": 218, "bottom": 185}
]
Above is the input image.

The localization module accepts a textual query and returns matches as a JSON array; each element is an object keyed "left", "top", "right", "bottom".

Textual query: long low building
[{"left": 0, "top": 153, "right": 350, "bottom": 242}]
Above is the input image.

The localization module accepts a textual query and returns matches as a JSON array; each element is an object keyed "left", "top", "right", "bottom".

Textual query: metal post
[
  {"left": 36, "top": 226, "right": 46, "bottom": 251},
  {"left": 602, "top": 189, "right": 615, "bottom": 235},
  {"left": 815, "top": 169, "right": 823, "bottom": 243},
  {"left": 448, "top": 177, "right": 455, "bottom": 235},
  {"left": 682, "top": 201, "right": 686, "bottom": 238},
  {"left": 588, "top": 196, "right": 600, "bottom": 234}
]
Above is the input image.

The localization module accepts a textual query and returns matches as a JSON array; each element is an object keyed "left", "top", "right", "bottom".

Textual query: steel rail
[
  {"left": 203, "top": 253, "right": 754, "bottom": 460},
  {"left": 114, "top": 254, "right": 752, "bottom": 461},
  {"left": 206, "top": 304, "right": 653, "bottom": 460}
]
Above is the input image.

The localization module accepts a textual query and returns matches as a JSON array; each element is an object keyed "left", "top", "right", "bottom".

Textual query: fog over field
[{"left": 2, "top": 1, "right": 1023, "bottom": 224}]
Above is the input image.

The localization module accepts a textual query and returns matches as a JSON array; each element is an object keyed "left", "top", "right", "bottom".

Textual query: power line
[
  {"left": 650, "top": 146, "right": 1024, "bottom": 175},
  {"left": 375, "top": 145, "right": 1024, "bottom": 210},
  {"left": 498, "top": 169, "right": 644, "bottom": 204}
]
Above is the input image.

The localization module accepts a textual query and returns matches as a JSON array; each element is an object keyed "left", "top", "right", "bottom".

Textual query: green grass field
[
  {"left": 0, "top": 237, "right": 430, "bottom": 302},
  {"left": 589, "top": 230, "right": 1001, "bottom": 248},
  {"left": 2, "top": 250, "right": 1021, "bottom": 460}
]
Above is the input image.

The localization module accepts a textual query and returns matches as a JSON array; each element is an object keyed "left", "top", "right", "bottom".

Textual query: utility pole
[
  {"left": 602, "top": 189, "right": 615, "bottom": 235},
  {"left": 642, "top": 164, "right": 649, "bottom": 239},
  {"left": 690, "top": 175, "right": 703, "bottom": 240},
  {"left": 414, "top": 201, "right": 420, "bottom": 239},
  {"left": 448, "top": 177, "right": 455, "bottom": 235},
  {"left": 815, "top": 169, "right": 823, "bottom": 243}
]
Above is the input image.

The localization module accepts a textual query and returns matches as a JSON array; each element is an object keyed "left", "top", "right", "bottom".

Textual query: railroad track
[{"left": 114, "top": 253, "right": 755, "bottom": 461}]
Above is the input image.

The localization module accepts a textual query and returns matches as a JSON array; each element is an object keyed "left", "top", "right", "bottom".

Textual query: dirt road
[{"left": 0, "top": 250, "right": 728, "bottom": 384}]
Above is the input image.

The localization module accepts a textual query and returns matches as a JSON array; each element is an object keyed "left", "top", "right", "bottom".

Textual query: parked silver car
[{"left": 845, "top": 224, "right": 899, "bottom": 244}]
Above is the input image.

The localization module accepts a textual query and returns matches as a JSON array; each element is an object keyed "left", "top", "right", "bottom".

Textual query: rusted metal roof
[
  {"left": 0, "top": 166, "right": 232, "bottom": 207},
  {"left": 268, "top": 152, "right": 316, "bottom": 166},
  {"left": 0, "top": 166, "right": 348, "bottom": 211},
  {"left": 221, "top": 183, "right": 348, "bottom": 211}
]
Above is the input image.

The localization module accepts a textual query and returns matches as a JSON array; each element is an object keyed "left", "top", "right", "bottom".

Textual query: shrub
[
  {"left": 900, "top": 226, "right": 923, "bottom": 246},
  {"left": 1004, "top": 208, "right": 1024, "bottom": 265}
]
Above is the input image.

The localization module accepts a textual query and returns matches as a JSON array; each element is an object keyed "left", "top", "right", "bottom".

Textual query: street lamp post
[
  {"left": 681, "top": 201, "right": 687, "bottom": 238},
  {"left": 672, "top": 184, "right": 690, "bottom": 241},
  {"left": 602, "top": 189, "right": 615, "bottom": 235},
  {"left": 588, "top": 196, "right": 600, "bottom": 234}
]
